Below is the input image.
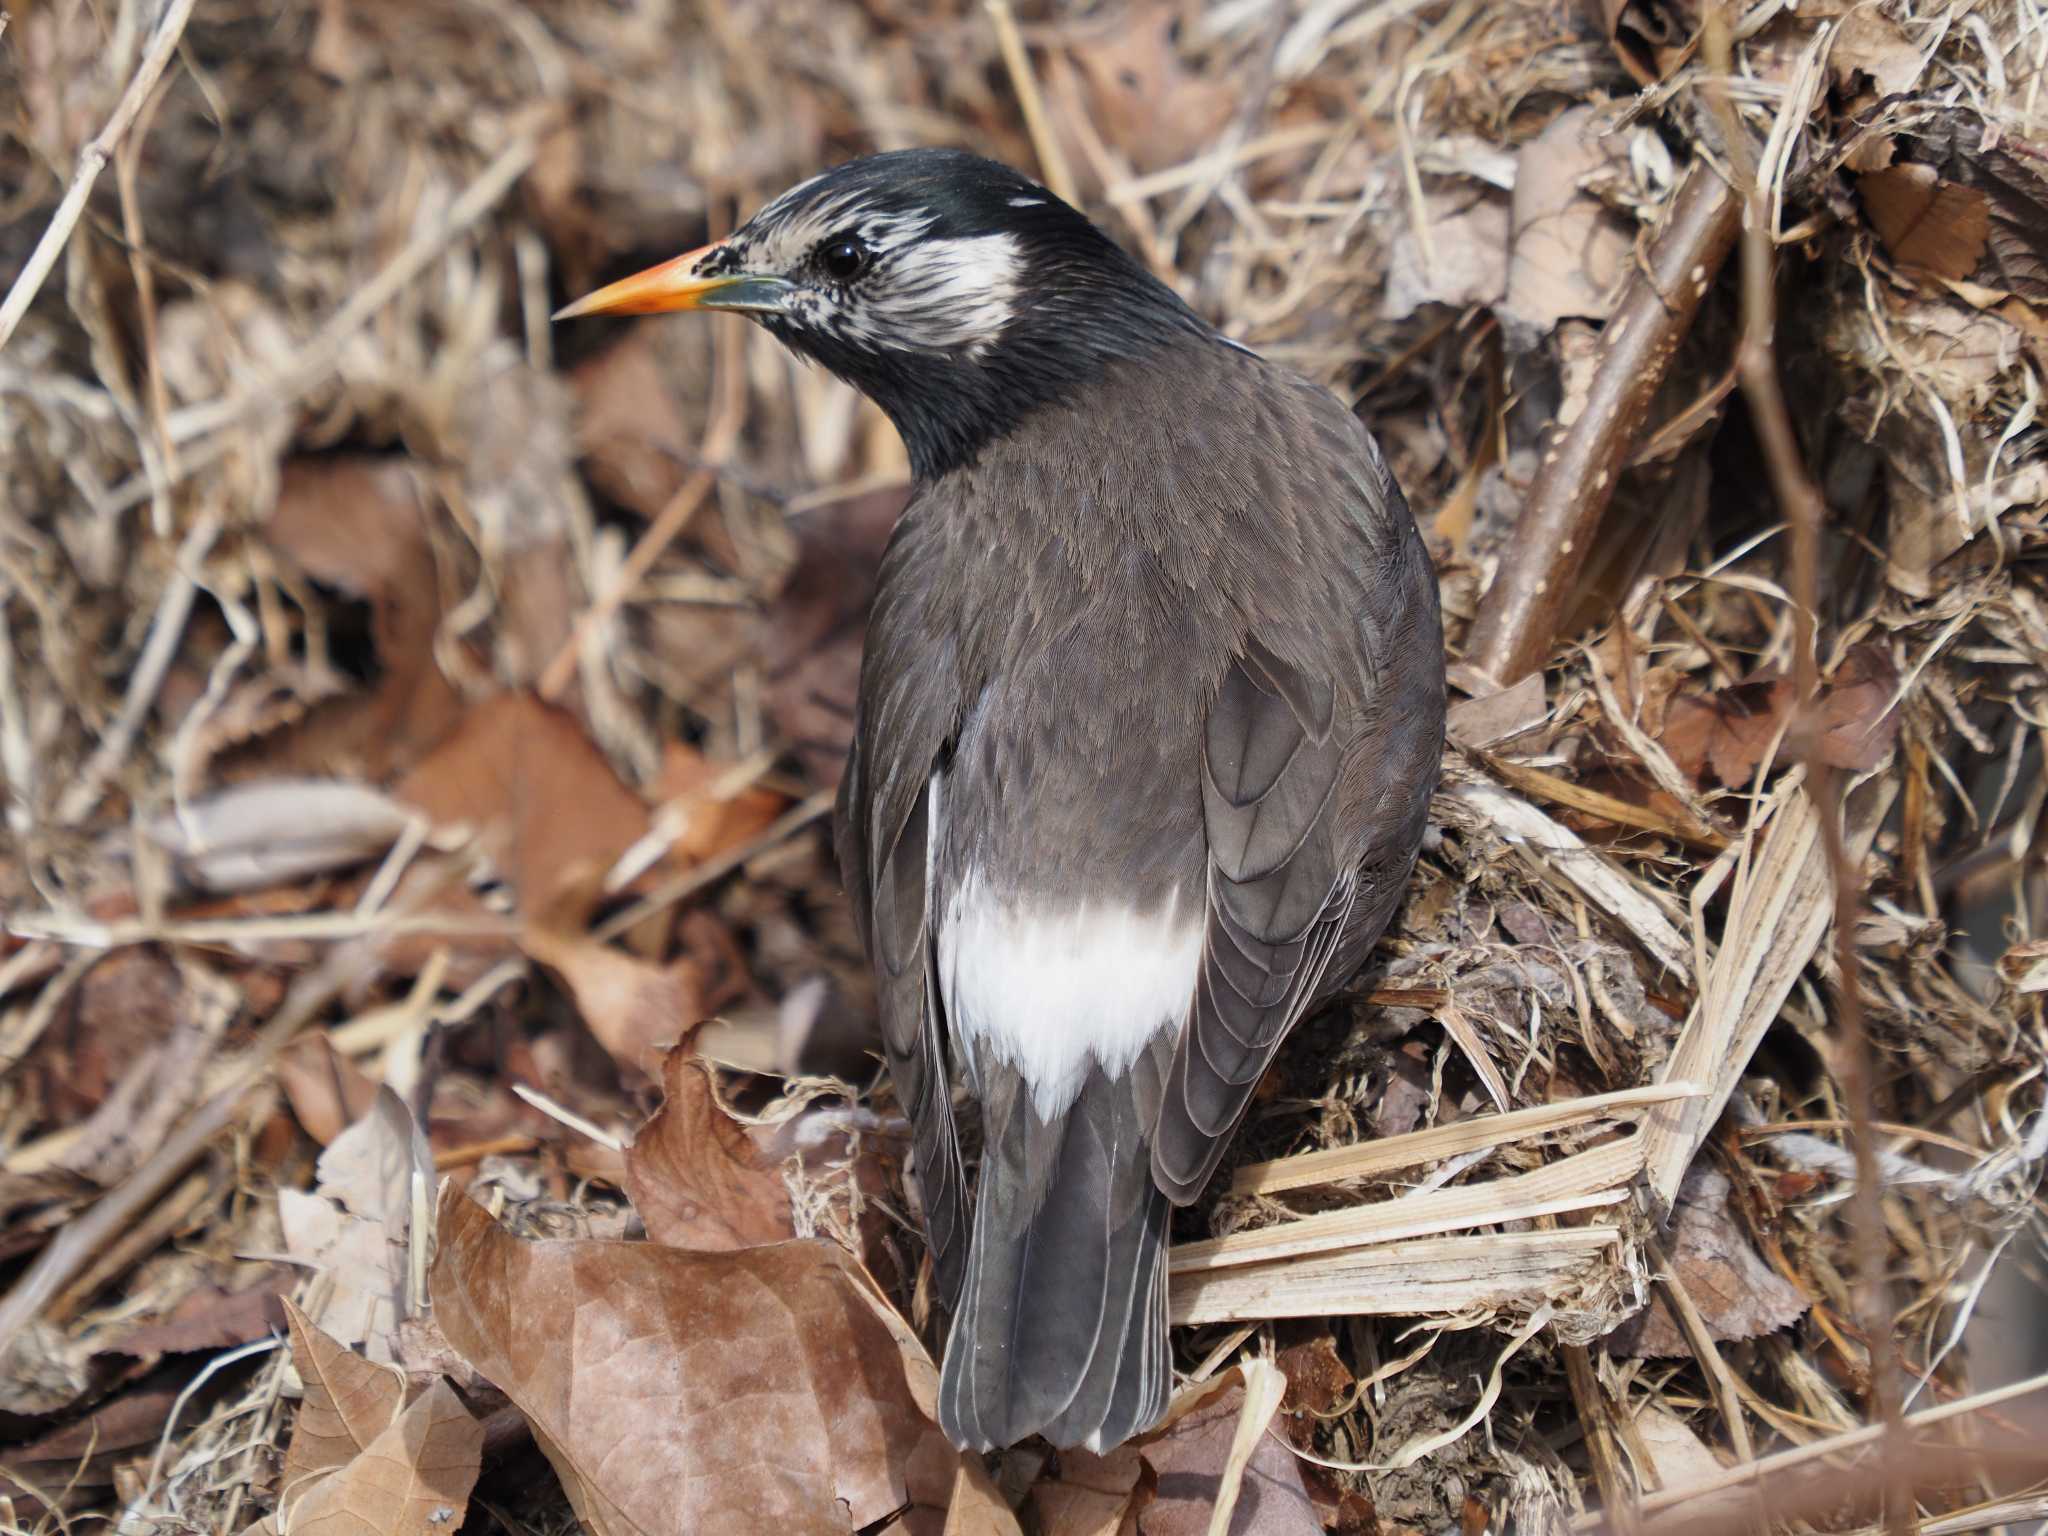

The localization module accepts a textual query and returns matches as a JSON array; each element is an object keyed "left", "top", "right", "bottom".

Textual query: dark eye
[{"left": 819, "top": 236, "right": 870, "bottom": 282}]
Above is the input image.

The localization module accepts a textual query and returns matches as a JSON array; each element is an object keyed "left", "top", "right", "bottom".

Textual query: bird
[{"left": 557, "top": 148, "right": 1445, "bottom": 1453}]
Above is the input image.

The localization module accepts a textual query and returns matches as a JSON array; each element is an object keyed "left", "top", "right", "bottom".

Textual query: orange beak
[{"left": 552, "top": 243, "right": 792, "bottom": 320}]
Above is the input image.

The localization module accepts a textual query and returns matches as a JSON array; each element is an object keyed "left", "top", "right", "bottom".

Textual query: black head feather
[{"left": 722, "top": 149, "right": 1215, "bottom": 478}]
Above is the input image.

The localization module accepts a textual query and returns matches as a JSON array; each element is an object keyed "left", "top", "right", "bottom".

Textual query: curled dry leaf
[
  {"left": 428, "top": 1184, "right": 937, "bottom": 1535},
  {"left": 1599, "top": 0, "right": 1695, "bottom": 85},
  {"left": 135, "top": 779, "right": 416, "bottom": 895},
  {"left": 1858, "top": 164, "right": 1993, "bottom": 281},
  {"left": 519, "top": 912, "right": 731, "bottom": 1078},
  {"left": 1829, "top": 7, "right": 1925, "bottom": 97},
  {"left": 1999, "top": 939, "right": 2048, "bottom": 994},
  {"left": 278, "top": 1033, "right": 382, "bottom": 1147},
  {"left": 1606, "top": 1166, "right": 1808, "bottom": 1358},
  {"left": 622, "top": 1038, "right": 796, "bottom": 1251},
  {"left": 280, "top": 1088, "right": 433, "bottom": 1360}
]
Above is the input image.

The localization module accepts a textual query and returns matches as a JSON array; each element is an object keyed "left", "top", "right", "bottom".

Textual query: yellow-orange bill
[{"left": 552, "top": 246, "right": 728, "bottom": 320}]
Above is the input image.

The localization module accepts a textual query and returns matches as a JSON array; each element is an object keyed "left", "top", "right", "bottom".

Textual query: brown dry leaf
[
  {"left": 428, "top": 1184, "right": 937, "bottom": 1535},
  {"left": 623, "top": 1038, "right": 795, "bottom": 1251},
  {"left": 1859, "top": 164, "right": 1992, "bottom": 281},
  {"left": 273, "top": 1370, "right": 484, "bottom": 1536},
  {"left": 256, "top": 458, "right": 465, "bottom": 781},
  {"left": 1998, "top": 938, "right": 2048, "bottom": 994},
  {"left": 1829, "top": 8, "right": 1924, "bottom": 97},
  {"left": 1659, "top": 678, "right": 1791, "bottom": 787},
  {"left": 941, "top": 1454, "right": 1029, "bottom": 1536},
  {"left": 1629, "top": 1406, "right": 1744, "bottom": 1507},
  {"left": 570, "top": 329, "right": 691, "bottom": 520},
  {"left": 1659, "top": 645, "right": 1900, "bottom": 786},
  {"left": 3, "top": 1383, "right": 183, "bottom": 1512},
  {"left": 278, "top": 1033, "right": 381, "bottom": 1146},
  {"left": 646, "top": 742, "right": 789, "bottom": 864},
  {"left": 280, "top": 1296, "right": 408, "bottom": 1489},
  {"left": 1503, "top": 106, "right": 1633, "bottom": 334},
  {"left": 1381, "top": 193, "right": 1510, "bottom": 322},
  {"left": 279, "top": 1089, "right": 432, "bottom": 1358},
  {"left": 1599, "top": 0, "right": 1694, "bottom": 84},
  {"left": 109, "top": 1278, "right": 288, "bottom": 1359},
  {"left": 1607, "top": 1166, "right": 1808, "bottom": 1358},
  {"left": 1134, "top": 1368, "right": 1319, "bottom": 1535},
  {"left": 52, "top": 974, "right": 222, "bottom": 1189},
  {"left": 1063, "top": 4, "right": 1236, "bottom": 175},
  {"left": 519, "top": 919, "right": 710, "bottom": 1076},
  {"left": 1030, "top": 1445, "right": 1150, "bottom": 1536},
  {"left": 1816, "top": 644, "right": 1905, "bottom": 771},
  {"left": 395, "top": 691, "right": 654, "bottom": 909}
]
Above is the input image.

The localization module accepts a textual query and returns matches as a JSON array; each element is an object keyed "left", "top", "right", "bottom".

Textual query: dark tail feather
[{"left": 937, "top": 1069, "right": 1172, "bottom": 1452}]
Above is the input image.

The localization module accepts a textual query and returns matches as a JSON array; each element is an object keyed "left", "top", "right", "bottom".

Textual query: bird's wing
[
  {"left": 1150, "top": 635, "right": 1357, "bottom": 1202},
  {"left": 1152, "top": 391, "right": 1443, "bottom": 1205},
  {"left": 834, "top": 516, "right": 970, "bottom": 1306}
]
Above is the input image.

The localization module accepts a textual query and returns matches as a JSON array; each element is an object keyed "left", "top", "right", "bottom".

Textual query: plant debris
[{"left": 2, "top": 0, "right": 2046, "bottom": 1531}]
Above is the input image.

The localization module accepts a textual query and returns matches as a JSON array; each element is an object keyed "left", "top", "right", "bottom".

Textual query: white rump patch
[{"left": 939, "top": 868, "right": 1200, "bottom": 1122}]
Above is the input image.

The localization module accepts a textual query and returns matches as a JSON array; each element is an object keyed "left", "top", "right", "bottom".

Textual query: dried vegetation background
[{"left": 2, "top": 0, "right": 2047, "bottom": 1532}]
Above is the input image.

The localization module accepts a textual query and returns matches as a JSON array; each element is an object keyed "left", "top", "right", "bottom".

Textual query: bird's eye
[{"left": 818, "top": 236, "right": 871, "bottom": 282}]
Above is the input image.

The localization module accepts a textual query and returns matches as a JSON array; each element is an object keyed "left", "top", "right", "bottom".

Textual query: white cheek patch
[
  {"left": 940, "top": 866, "right": 1199, "bottom": 1123},
  {"left": 852, "top": 232, "right": 1025, "bottom": 356}
]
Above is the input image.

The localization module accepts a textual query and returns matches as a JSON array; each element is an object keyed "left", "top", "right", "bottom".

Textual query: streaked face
[
  {"left": 555, "top": 149, "right": 1200, "bottom": 478},
  {"left": 556, "top": 155, "right": 1046, "bottom": 363},
  {"left": 714, "top": 174, "right": 1030, "bottom": 359}
]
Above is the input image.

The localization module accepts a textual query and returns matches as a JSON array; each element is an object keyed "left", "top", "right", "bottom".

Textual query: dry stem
[
  {"left": 1701, "top": 6, "right": 1906, "bottom": 1530},
  {"left": 1463, "top": 165, "right": 1742, "bottom": 686},
  {"left": 0, "top": 0, "right": 199, "bottom": 353}
]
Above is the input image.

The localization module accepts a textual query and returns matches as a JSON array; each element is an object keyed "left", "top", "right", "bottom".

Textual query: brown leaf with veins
[
  {"left": 271, "top": 1297, "right": 483, "bottom": 1536},
  {"left": 1860, "top": 164, "right": 1992, "bottom": 280},
  {"left": 1607, "top": 1166, "right": 1808, "bottom": 1358},
  {"left": 623, "top": 1038, "right": 795, "bottom": 1251},
  {"left": 280, "top": 1296, "right": 408, "bottom": 1489},
  {"left": 1659, "top": 644, "right": 1900, "bottom": 786},
  {"left": 428, "top": 1184, "right": 938, "bottom": 1536}
]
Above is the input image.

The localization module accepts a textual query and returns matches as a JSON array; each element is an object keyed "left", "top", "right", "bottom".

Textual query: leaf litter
[{"left": 1, "top": 0, "right": 2047, "bottom": 1532}]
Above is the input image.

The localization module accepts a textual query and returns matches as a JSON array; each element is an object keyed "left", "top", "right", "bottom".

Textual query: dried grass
[{"left": 2, "top": 0, "right": 2046, "bottom": 1531}]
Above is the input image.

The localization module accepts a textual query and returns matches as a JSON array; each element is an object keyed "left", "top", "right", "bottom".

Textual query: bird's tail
[{"left": 936, "top": 1067, "right": 1171, "bottom": 1452}]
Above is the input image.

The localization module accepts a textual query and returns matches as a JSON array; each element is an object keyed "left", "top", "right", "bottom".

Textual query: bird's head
[{"left": 556, "top": 149, "right": 1209, "bottom": 478}]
